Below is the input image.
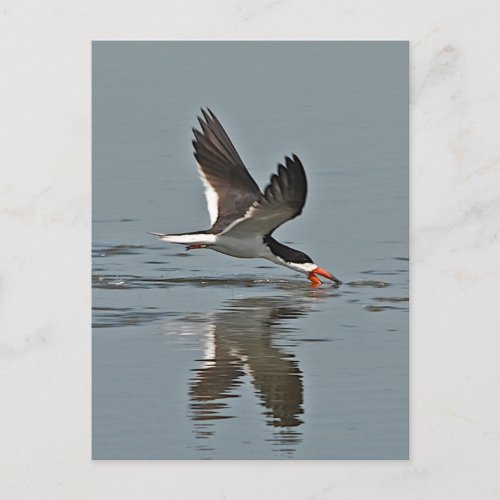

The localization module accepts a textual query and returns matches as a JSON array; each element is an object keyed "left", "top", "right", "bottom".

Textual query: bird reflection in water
[{"left": 187, "top": 294, "right": 315, "bottom": 454}]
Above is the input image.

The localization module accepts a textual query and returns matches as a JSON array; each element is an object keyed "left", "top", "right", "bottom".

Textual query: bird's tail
[{"left": 148, "top": 232, "right": 216, "bottom": 245}]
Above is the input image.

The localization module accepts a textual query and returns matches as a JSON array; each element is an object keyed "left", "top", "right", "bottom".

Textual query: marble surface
[{"left": 1, "top": 1, "right": 499, "bottom": 498}]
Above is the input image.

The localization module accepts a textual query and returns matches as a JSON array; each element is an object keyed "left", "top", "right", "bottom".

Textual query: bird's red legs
[
  {"left": 308, "top": 272, "right": 322, "bottom": 287},
  {"left": 186, "top": 244, "right": 207, "bottom": 250}
]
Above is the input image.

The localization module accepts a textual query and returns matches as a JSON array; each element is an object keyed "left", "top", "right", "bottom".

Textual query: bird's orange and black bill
[{"left": 308, "top": 266, "right": 342, "bottom": 287}]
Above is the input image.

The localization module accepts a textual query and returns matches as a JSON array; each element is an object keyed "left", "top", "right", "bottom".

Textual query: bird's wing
[
  {"left": 193, "top": 109, "right": 261, "bottom": 233},
  {"left": 220, "top": 155, "right": 307, "bottom": 238}
]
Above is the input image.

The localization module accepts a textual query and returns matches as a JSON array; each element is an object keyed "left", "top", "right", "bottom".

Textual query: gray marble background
[{"left": 1, "top": 0, "right": 500, "bottom": 498}]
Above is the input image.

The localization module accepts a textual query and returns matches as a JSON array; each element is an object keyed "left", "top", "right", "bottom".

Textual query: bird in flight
[{"left": 150, "top": 109, "right": 341, "bottom": 286}]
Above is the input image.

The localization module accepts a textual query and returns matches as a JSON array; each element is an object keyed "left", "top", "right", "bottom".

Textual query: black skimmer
[{"left": 150, "top": 109, "right": 341, "bottom": 287}]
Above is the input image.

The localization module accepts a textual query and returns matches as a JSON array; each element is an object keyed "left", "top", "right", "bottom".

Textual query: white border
[{"left": 2, "top": 1, "right": 500, "bottom": 498}]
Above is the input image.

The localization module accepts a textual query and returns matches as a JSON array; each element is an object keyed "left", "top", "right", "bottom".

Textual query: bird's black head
[
  {"left": 263, "top": 235, "right": 313, "bottom": 264},
  {"left": 263, "top": 235, "right": 342, "bottom": 285}
]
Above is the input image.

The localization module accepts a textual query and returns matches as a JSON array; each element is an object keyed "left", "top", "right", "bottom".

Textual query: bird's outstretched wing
[
  {"left": 193, "top": 109, "right": 261, "bottom": 233},
  {"left": 220, "top": 154, "right": 307, "bottom": 238}
]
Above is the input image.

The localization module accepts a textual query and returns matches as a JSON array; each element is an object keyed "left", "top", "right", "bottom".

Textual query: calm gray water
[{"left": 92, "top": 42, "right": 408, "bottom": 459}]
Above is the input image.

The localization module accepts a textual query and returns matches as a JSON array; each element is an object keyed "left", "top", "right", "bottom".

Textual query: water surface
[{"left": 92, "top": 42, "right": 408, "bottom": 459}]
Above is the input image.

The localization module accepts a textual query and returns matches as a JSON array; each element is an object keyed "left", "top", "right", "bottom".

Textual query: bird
[{"left": 150, "top": 109, "right": 341, "bottom": 287}]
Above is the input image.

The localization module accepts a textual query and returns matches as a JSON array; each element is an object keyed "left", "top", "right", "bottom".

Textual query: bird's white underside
[{"left": 157, "top": 231, "right": 316, "bottom": 275}]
